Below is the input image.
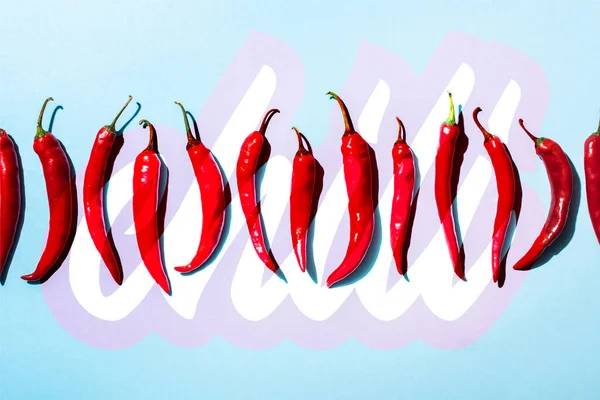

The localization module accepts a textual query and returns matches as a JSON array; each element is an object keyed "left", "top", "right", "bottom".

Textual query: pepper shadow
[
  {"left": 398, "top": 137, "right": 421, "bottom": 281},
  {"left": 497, "top": 145, "right": 523, "bottom": 288},
  {"left": 451, "top": 106, "right": 468, "bottom": 280},
  {"left": 517, "top": 155, "right": 581, "bottom": 271},
  {"left": 155, "top": 152, "right": 172, "bottom": 295},
  {"left": 0, "top": 135, "right": 26, "bottom": 285},
  {"left": 33, "top": 105, "right": 79, "bottom": 284},
  {"left": 329, "top": 144, "right": 380, "bottom": 288},
  {"left": 179, "top": 112, "right": 231, "bottom": 276}
]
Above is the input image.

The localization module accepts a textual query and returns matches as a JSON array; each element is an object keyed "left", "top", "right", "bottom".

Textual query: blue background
[{"left": 1, "top": 0, "right": 599, "bottom": 398}]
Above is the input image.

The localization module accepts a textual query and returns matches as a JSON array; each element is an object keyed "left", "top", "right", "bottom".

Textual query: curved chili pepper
[
  {"left": 584, "top": 118, "right": 600, "bottom": 244},
  {"left": 390, "top": 117, "right": 415, "bottom": 279},
  {"left": 83, "top": 96, "right": 133, "bottom": 285},
  {"left": 512, "top": 118, "right": 573, "bottom": 271},
  {"left": 173, "top": 102, "right": 225, "bottom": 274},
  {"left": 325, "top": 91, "right": 375, "bottom": 288},
  {"left": 134, "top": 120, "right": 170, "bottom": 294},
  {"left": 236, "top": 109, "right": 280, "bottom": 275},
  {"left": 435, "top": 93, "right": 466, "bottom": 281},
  {"left": 22, "top": 97, "right": 75, "bottom": 282},
  {"left": 0, "top": 128, "right": 21, "bottom": 278},
  {"left": 289, "top": 126, "right": 316, "bottom": 273},
  {"left": 473, "top": 107, "right": 516, "bottom": 282}
]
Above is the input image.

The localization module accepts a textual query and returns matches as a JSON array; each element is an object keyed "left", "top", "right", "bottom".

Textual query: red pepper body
[
  {"left": 584, "top": 122, "right": 600, "bottom": 244},
  {"left": 513, "top": 119, "right": 573, "bottom": 270},
  {"left": 434, "top": 93, "right": 465, "bottom": 281},
  {"left": 326, "top": 92, "right": 375, "bottom": 288},
  {"left": 473, "top": 107, "right": 516, "bottom": 283},
  {"left": 390, "top": 118, "right": 415, "bottom": 278},
  {"left": 133, "top": 120, "right": 170, "bottom": 294},
  {"left": 236, "top": 109, "right": 280, "bottom": 274},
  {"left": 83, "top": 97, "right": 133, "bottom": 285},
  {"left": 0, "top": 129, "right": 21, "bottom": 277},
  {"left": 289, "top": 127, "right": 316, "bottom": 273},
  {"left": 173, "top": 103, "right": 225, "bottom": 273}
]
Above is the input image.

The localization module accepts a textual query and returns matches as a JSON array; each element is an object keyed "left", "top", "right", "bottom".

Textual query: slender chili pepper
[
  {"left": 434, "top": 93, "right": 466, "bottom": 281},
  {"left": 512, "top": 118, "right": 573, "bottom": 271},
  {"left": 584, "top": 117, "right": 600, "bottom": 244},
  {"left": 0, "top": 128, "right": 21, "bottom": 278},
  {"left": 390, "top": 117, "right": 415, "bottom": 279},
  {"left": 325, "top": 91, "right": 375, "bottom": 288},
  {"left": 83, "top": 96, "right": 133, "bottom": 285},
  {"left": 289, "top": 126, "right": 316, "bottom": 273},
  {"left": 22, "top": 97, "right": 74, "bottom": 281},
  {"left": 473, "top": 107, "right": 516, "bottom": 282},
  {"left": 173, "top": 102, "right": 225, "bottom": 273},
  {"left": 236, "top": 109, "right": 280, "bottom": 274},
  {"left": 134, "top": 120, "right": 170, "bottom": 294}
]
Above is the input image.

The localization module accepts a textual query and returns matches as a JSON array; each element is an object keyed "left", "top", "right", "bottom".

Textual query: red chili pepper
[
  {"left": 236, "top": 109, "right": 280, "bottom": 275},
  {"left": 390, "top": 117, "right": 415, "bottom": 279},
  {"left": 325, "top": 91, "right": 375, "bottom": 288},
  {"left": 0, "top": 128, "right": 21, "bottom": 278},
  {"left": 173, "top": 102, "right": 225, "bottom": 274},
  {"left": 435, "top": 93, "right": 466, "bottom": 281},
  {"left": 83, "top": 96, "right": 133, "bottom": 285},
  {"left": 22, "top": 97, "right": 75, "bottom": 282},
  {"left": 473, "top": 107, "right": 516, "bottom": 283},
  {"left": 584, "top": 118, "right": 600, "bottom": 244},
  {"left": 512, "top": 118, "right": 573, "bottom": 271},
  {"left": 289, "top": 126, "right": 316, "bottom": 273},
  {"left": 134, "top": 120, "right": 170, "bottom": 294}
]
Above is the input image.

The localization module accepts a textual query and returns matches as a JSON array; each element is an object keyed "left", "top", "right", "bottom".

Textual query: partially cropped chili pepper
[
  {"left": 326, "top": 91, "right": 375, "bottom": 288},
  {"left": 134, "top": 120, "right": 170, "bottom": 294},
  {"left": 22, "top": 97, "right": 75, "bottom": 282},
  {"left": 584, "top": 118, "right": 600, "bottom": 244},
  {"left": 473, "top": 107, "right": 516, "bottom": 282},
  {"left": 236, "top": 109, "right": 280, "bottom": 274},
  {"left": 83, "top": 96, "right": 133, "bottom": 285},
  {"left": 390, "top": 117, "right": 415, "bottom": 279},
  {"left": 173, "top": 102, "right": 225, "bottom": 274},
  {"left": 0, "top": 128, "right": 21, "bottom": 278},
  {"left": 289, "top": 126, "right": 316, "bottom": 273},
  {"left": 435, "top": 93, "right": 465, "bottom": 281},
  {"left": 512, "top": 118, "right": 573, "bottom": 271}
]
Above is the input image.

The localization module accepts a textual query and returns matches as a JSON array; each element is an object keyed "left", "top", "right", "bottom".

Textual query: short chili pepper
[
  {"left": 435, "top": 93, "right": 466, "bottom": 281},
  {"left": 22, "top": 97, "right": 75, "bottom": 282},
  {"left": 584, "top": 117, "right": 600, "bottom": 244},
  {"left": 390, "top": 117, "right": 415, "bottom": 279},
  {"left": 83, "top": 96, "right": 133, "bottom": 285},
  {"left": 173, "top": 102, "right": 225, "bottom": 274},
  {"left": 289, "top": 126, "right": 316, "bottom": 273},
  {"left": 236, "top": 109, "right": 280, "bottom": 275},
  {"left": 0, "top": 128, "right": 21, "bottom": 278},
  {"left": 473, "top": 107, "right": 516, "bottom": 282},
  {"left": 134, "top": 120, "right": 170, "bottom": 294},
  {"left": 512, "top": 118, "right": 573, "bottom": 271},
  {"left": 325, "top": 91, "right": 375, "bottom": 288}
]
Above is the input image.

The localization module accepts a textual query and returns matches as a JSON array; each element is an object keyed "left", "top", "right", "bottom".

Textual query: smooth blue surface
[{"left": 1, "top": 0, "right": 599, "bottom": 398}]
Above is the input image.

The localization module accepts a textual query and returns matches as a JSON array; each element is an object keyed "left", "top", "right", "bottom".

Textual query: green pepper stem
[
  {"left": 174, "top": 101, "right": 196, "bottom": 145},
  {"left": 518, "top": 118, "right": 543, "bottom": 147},
  {"left": 472, "top": 107, "right": 493, "bottom": 141},
  {"left": 107, "top": 96, "right": 133, "bottom": 133},
  {"left": 292, "top": 126, "right": 309, "bottom": 154},
  {"left": 327, "top": 91, "right": 355, "bottom": 134},
  {"left": 139, "top": 119, "right": 158, "bottom": 152},
  {"left": 35, "top": 97, "right": 54, "bottom": 138},
  {"left": 445, "top": 92, "right": 456, "bottom": 126},
  {"left": 259, "top": 109, "right": 280, "bottom": 136}
]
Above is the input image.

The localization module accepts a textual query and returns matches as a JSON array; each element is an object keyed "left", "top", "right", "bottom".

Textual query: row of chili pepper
[{"left": 0, "top": 94, "right": 597, "bottom": 291}]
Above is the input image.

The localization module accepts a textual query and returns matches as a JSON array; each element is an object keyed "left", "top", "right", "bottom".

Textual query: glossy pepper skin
[
  {"left": 326, "top": 91, "right": 375, "bottom": 288},
  {"left": 584, "top": 118, "right": 600, "bottom": 244},
  {"left": 134, "top": 120, "right": 170, "bottom": 294},
  {"left": 83, "top": 96, "right": 133, "bottom": 285},
  {"left": 22, "top": 98, "right": 75, "bottom": 282},
  {"left": 289, "top": 127, "right": 316, "bottom": 273},
  {"left": 390, "top": 117, "right": 415, "bottom": 279},
  {"left": 236, "top": 109, "right": 281, "bottom": 275},
  {"left": 473, "top": 107, "right": 516, "bottom": 283},
  {"left": 513, "top": 119, "right": 573, "bottom": 271},
  {"left": 173, "top": 102, "right": 225, "bottom": 274},
  {"left": 435, "top": 93, "right": 465, "bottom": 281},
  {"left": 0, "top": 128, "right": 21, "bottom": 277}
]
